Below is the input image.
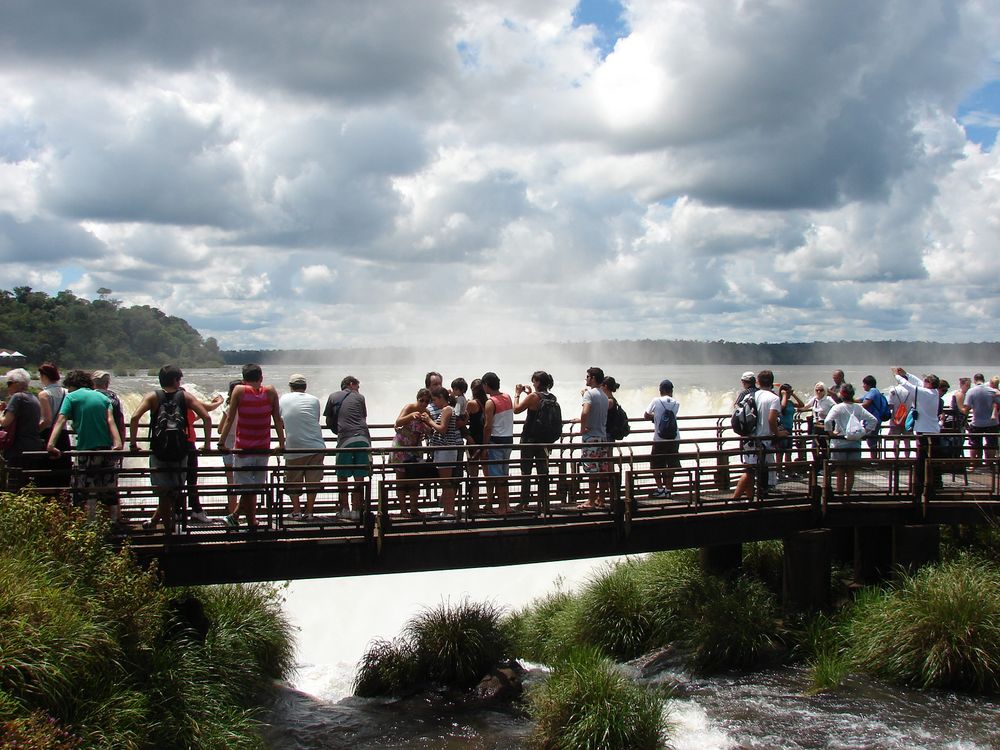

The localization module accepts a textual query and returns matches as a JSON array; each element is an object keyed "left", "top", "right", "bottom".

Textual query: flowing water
[{"left": 106, "top": 359, "right": 1000, "bottom": 749}]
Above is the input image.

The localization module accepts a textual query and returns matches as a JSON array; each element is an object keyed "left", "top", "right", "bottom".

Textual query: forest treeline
[
  {"left": 223, "top": 339, "right": 1000, "bottom": 366},
  {"left": 0, "top": 287, "right": 224, "bottom": 369}
]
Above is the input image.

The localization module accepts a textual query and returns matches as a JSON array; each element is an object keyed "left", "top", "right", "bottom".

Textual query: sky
[{"left": 1, "top": 0, "right": 999, "bottom": 349}]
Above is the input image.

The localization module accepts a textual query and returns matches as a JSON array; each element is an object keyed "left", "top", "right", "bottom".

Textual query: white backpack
[{"left": 844, "top": 410, "right": 867, "bottom": 441}]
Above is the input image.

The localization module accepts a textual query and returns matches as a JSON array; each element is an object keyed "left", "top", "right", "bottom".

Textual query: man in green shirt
[{"left": 47, "top": 369, "right": 123, "bottom": 526}]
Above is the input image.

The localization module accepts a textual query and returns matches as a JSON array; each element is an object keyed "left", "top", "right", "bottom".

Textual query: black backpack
[
  {"left": 731, "top": 390, "right": 759, "bottom": 437},
  {"left": 530, "top": 393, "right": 563, "bottom": 443},
  {"left": 655, "top": 400, "right": 679, "bottom": 440},
  {"left": 150, "top": 389, "right": 189, "bottom": 461},
  {"left": 606, "top": 402, "right": 631, "bottom": 440}
]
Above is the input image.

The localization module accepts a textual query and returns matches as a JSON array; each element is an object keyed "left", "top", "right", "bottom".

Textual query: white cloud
[{"left": 0, "top": 0, "right": 998, "bottom": 347}]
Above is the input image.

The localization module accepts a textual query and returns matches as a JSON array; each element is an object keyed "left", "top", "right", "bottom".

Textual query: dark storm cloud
[
  {"left": 0, "top": 0, "right": 458, "bottom": 102},
  {"left": 42, "top": 98, "right": 250, "bottom": 228},
  {"left": 0, "top": 212, "right": 106, "bottom": 262}
]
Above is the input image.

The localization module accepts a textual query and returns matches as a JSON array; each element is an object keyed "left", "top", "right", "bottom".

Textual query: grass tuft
[
  {"left": 849, "top": 557, "right": 1000, "bottom": 691},
  {"left": 529, "top": 646, "right": 666, "bottom": 750},
  {"left": 354, "top": 598, "right": 511, "bottom": 696},
  {"left": 574, "top": 561, "right": 656, "bottom": 660}
]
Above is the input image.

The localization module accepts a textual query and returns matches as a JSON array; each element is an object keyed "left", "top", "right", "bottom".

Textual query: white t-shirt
[
  {"left": 807, "top": 394, "right": 836, "bottom": 422},
  {"left": 753, "top": 389, "right": 781, "bottom": 437},
  {"left": 894, "top": 375, "right": 940, "bottom": 434},
  {"left": 646, "top": 396, "right": 680, "bottom": 442},
  {"left": 279, "top": 392, "right": 326, "bottom": 451}
]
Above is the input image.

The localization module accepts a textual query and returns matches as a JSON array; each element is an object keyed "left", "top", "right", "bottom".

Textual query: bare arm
[
  {"left": 106, "top": 408, "right": 123, "bottom": 451},
  {"left": 513, "top": 392, "right": 539, "bottom": 415},
  {"left": 580, "top": 401, "right": 590, "bottom": 434},
  {"left": 394, "top": 403, "right": 418, "bottom": 428},
  {"left": 38, "top": 390, "right": 53, "bottom": 430},
  {"left": 268, "top": 386, "right": 284, "bottom": 450},
  {"left": 129, "top": 393, "right": 157, "bottom": 450},
  {"left": 217, "top": 386, "right": 243, "bottom": 446},
  {"left": 483, "top": 399, "right": 495, "bottom": 444},
  {"left": 46, "top": 414, "right": 69, "bottom": 454},
  {"left": 769, "top": 406, "right": 784, "bottom": 435},
  {"left": 428, "top": 405, "right": 454, "bottom": 434},
  {"left": 186, "top": 392, "right": 213, "bottom": 451}
]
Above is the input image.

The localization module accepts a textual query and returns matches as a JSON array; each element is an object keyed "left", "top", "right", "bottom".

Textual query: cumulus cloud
[{"left": 0, "top": 0, "right": 998, "bottom": 347}]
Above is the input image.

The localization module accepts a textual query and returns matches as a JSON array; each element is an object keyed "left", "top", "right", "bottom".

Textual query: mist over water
[{"left": 108, "top": 357, "right": 1000, "bottom": 749}]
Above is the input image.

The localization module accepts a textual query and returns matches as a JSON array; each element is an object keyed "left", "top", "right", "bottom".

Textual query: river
[{"left": 107, "top": 359, "right": 1000, "bottom": 749}]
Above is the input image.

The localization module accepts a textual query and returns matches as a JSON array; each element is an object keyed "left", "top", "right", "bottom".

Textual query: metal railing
[{"left": 8, "top": 417, "right": 1000, "bottom": 543}]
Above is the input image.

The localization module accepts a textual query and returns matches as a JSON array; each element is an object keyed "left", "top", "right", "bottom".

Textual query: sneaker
[
  {"left": 189, "top": 511, "right": 211, "bottom": 524},
  {"left": 223, "top": 514, "right": 239, "bottom": 529},
  {"left": 650, "top": 487, "right": 668, "bottom": 498},
  {"left": 289, "top": 512, "right": 304, "bottom": 521}
]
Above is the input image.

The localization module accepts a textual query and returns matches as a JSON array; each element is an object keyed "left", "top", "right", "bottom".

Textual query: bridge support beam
[
  {"left": 782, "top": 530, "right": 832, "bottom": 611},
  {"left": 853, "top": 525, "right": 893, "bottom": 585},
  {"left": 892, "top": 523, "right": 940, "bottom": 574},
  {"left": 829, "top": 526, "right": 854, "bottom": 565},
  {"left": 699, "top": 543, "right": 742, "bottom": 578}
]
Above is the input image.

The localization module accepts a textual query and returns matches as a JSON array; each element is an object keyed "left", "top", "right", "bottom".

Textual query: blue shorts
[
  {"left": 234, "top": 453, "right": 269, "bottom": 485},
  {"left": 487, "top": 436, "right": 513, "bottom": 477}
]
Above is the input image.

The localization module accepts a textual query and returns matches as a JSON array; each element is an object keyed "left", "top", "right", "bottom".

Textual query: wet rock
[
  {"left": 470, "top": 660, "right": 526, "bottom": 704},
  {"left": 631, "top": 645, "right": 687, "bottom": 677}
]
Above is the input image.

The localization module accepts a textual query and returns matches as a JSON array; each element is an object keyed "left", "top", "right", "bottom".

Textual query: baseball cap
[
  {"left": 741, "top": 371, "right": 755, "bottom": 382},
  {"left": 288, "top": 373, "right": 307, "bottom": 386}
]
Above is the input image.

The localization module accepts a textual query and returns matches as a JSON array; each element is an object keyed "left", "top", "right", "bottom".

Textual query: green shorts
[{"left": 337, "top": 438, "right": 371, "bottom": 479}]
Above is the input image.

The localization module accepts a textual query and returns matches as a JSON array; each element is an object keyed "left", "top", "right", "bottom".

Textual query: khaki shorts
[{"left": 286, "top": 453, "right": 325, "bottom": 490}]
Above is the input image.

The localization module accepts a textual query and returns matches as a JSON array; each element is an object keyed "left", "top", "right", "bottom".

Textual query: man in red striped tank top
[{"left": 217, "top": 363, "right": 285, "bottom": 531}]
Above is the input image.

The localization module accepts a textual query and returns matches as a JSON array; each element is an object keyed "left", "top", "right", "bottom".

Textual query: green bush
[
  {"left": 529, "top": 646, "right": 666, "bottom": 750},
  {"left": 506, "top": 589, "right": 581, "bottom": 664},
  {"left": 408, "top": 599, "right": 511, "bottom": 689},
  {"left": 0, "top": 490, "right": 295, "bottom": 749},
  {"left": 574, "top": 561, "right": 656, "bottom": 661},
  {"left": 849, "top": 557, "right": 1000, "bottom": 691},
  {"left": 353, "top": 639, "right": 420, "bottom": 697},
  {"left": 686, "top": 575, "right": 781, "bottom": 672},
  {"left": 354, "top": 599, "right": 511, "bottom": 696}
]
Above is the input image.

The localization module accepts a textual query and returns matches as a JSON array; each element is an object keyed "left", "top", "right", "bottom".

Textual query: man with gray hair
[{"left": 280, "top": 374, "right": 326, "bottom": 520}]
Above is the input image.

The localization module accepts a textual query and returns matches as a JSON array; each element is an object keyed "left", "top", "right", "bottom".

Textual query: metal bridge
[{"left": 11, "top": 413, "right": 999, "bottom": 593}]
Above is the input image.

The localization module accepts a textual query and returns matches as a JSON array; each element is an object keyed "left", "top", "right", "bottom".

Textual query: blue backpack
[
  {"left": 867, "top": 389, "right": 891, "bottom": 422},
  {"left": 655, "top": 400, "right": 679, "bottom": 440}
]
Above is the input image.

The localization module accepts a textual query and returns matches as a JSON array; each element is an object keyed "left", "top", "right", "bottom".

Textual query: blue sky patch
[
  {"left": 957, "top": 79, "right": 1000, "bottom": 150},
  {"left": 572, "top": 0, "right": 628, "bottom": 58}
]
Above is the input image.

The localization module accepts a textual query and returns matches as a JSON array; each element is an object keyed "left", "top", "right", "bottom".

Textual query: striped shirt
[{"left": 236, "top": 385, "right": 274, "bottom": 449}]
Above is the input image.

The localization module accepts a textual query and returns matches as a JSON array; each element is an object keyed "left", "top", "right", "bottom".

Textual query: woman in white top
[
  {"left": 824, "top": 383, "right": 877, "bottom": 495},
  {"left": 800, "top": 382, "right": 836, "bottom": 466}
]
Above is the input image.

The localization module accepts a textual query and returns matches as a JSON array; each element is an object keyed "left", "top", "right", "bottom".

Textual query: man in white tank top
[{"left": 481, "top": 371, "right": 513, "bottom": 515}]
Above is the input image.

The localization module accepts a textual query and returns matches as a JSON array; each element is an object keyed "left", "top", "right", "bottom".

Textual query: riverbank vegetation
[
  {"left": 0, "top": 490, "right": 294, "bottom": 749},
  {"left": 354, "top": 599, "right": 511, "bottom": 697},
  {"left": 0, "top": 287, "right": 224, "bottom": 369},
  {"left": 504, "top": 549, "right": 784, "bottom": 673}
]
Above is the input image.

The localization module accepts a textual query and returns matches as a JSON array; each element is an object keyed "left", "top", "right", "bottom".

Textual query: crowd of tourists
[
  {"left": 1, "top": 361, "right": 998, "bottom": 531},
  {"left": 730, "top": 368, "right": 1000, "bottom": 501}
]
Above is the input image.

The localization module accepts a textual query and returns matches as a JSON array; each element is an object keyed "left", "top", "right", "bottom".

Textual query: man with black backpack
[
  {"left": 731, "top": 369, "right": 785, "bottom": 501},
  {"left": 514, "top": 370, "right": 561, "bottom": 511},
  {"left": 129, "top": 365, "right": 213, "bottom": 534},
  {"left": 644, "top": 378, "right": 680, "bottom": 498}
]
